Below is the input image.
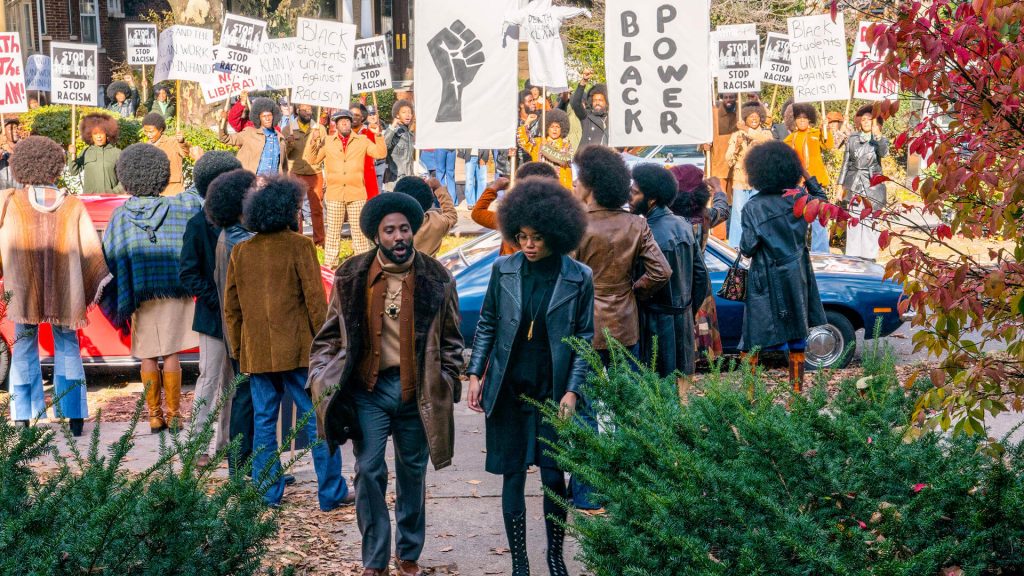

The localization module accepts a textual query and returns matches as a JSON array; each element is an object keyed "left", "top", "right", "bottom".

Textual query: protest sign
[
  {"left": 217, "top": 13, "right": 266, "bottom": 77},
  {"left": 292, "top": 18, "right": 357, "bottom": 108},
  {"left": 710, "top": 23, "right": 755, "bottom": 78},
  {"left": 788, "top": 12, "right": 850, "bottom": 103},
  {"left": 352, "top": 36, "right": 392, "bottom": 93},
  {"left": 0, "top": 33, "right": 28, "bottom": 113},
  {"left": 606, "top": 0, "right": 713, "bottom": 147},
  {"left": 502, "top": 2, "right": 589, "bottom": 92},
  {"left": 50, "top": 42, "right": 97, "bottom": 106},
  {"left": 717, "top": 36, "right": 760, "bottom": 93},
  {"left": 153, "top": 26, "right": 213, "bottom": 84},
  {"left": 852, "top": 21, "right": 898, "bottom": 101},
  {"left": 253, "top": 37, "right": 298, "bottom": 91},
  {"left": 25, "top": 54, "right": 50, "bottom": 92},
  {"left": 199, "top": 45, "right": 259, "bottom": 104},
  {"left": 126, "top": 23, "right": 158, "bottom": 66},
  {"left": 414, "top": 0, "right": 518, "bottom": 149},
  {"left": 760, "top": 32, "right": 791, "bottom": 85}
]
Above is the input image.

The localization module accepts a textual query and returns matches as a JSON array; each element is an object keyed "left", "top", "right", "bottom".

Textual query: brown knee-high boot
[
  {"left": 163, "top": 370, "right": 183, "bottom": 431},
  {"left": 789, "top": 351, "right": 807, "bottom": 392},
  {"left": 142, "top": 370, "right": 165, "bottom": 433}
]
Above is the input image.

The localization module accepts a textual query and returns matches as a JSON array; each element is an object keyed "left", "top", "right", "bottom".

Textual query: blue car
[{"left": 438, "top": 232, "right": 907, "bottom": 370}]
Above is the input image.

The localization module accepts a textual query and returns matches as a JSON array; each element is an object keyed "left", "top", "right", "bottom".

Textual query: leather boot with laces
[{"left": 503, "top": 511, "right": 530, "bottom": 576}]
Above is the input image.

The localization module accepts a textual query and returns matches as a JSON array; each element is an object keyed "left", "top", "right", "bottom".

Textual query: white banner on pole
[
  {"left": 760, "top": 32, "right": 791, "bottom": 85},
  {"left": 25, "top": 54, "right": 50, "bottom": 92},
  {"left": 606, "top": 0, "right": 713, "bottom": 147},
  {"left": 199, "top": 45, "right": 259, "bottom": 104},
  {"left": 292, "top": 18, "right": 357, "bottom": 108},
  {"left": 254, "top": 38, "right": 299, "bottom": 91},
  {"left": 788, "top": 13, "right": 850, "bottom": 103},
  {"left": 50, "top": 42, "right": 98, "bottom": 106},
  {"left": 852, "top": 21, "right": 897, "bottom": 101},
  {"left": 125, "top": 23, "right": 158, "bottom": 66},
  {"left": 0, "top": 33, "right": 29, "bottom": 113},
  {"left": 710, "top": 23, "right": 755, "bottom": 78},
  {"left": 154, "top": 25, "right": 213, "bottom": 84},
  {"left": 716, "top": 36, "right": 760, "bottom": 94},
  {"left": 414, "top": 0, "right": 518, "bottom": 149},
  {"left": 352, "top": 37, "right": 392, "bottom": 93}
]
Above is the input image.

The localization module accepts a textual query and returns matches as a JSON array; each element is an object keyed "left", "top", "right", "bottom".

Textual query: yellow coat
[
  {"left": 785, "top": 127, "right": 835, "bottom": 186},
  {"left": 517, "top": 125, "right": 574, "bottom": 190}
]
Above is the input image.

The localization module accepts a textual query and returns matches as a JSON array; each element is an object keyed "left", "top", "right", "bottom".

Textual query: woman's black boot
[
  {"left": 545, "top": 517, "right": 570, "bottom": 576},
  {"left": 503, "top": 511, "right": 530, "bottom": 576},
  {"left": 69, "top": 418, "right": 85, "bottom": 437}
]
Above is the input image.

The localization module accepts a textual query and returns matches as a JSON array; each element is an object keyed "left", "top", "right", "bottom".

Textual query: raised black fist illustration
[{"left": 428, "top": 20, "right": 485, "bottom": 123}]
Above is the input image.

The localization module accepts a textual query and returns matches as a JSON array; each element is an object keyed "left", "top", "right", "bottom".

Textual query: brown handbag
[{"left": 717, "top": 254, "right": 747, "bottom": 302}]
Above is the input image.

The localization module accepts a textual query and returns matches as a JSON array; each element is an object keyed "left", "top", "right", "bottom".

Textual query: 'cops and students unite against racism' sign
[
  {"left": 352, "top": 37, "right": 393, "bottom": 93},
  {"left": 788, "top": 12, "right": 850, "bottom": 102},
  {"left": 125, "top": 24, "right": 158, "bottom": 66},
  {"left": 0, "top": 33, "right": 28, "bottom": 113},
  {"left": 50, "top": 42, "right": 98, "bottom": 106}
]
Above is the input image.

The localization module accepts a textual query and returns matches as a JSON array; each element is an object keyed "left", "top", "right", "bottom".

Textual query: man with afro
[
  {"left": 784, "top": 102, "right": 835, "bottom": 253},
  {"left": 178, "top": 151, "right": 243, "bottom": 466},
  {"left": 142, "top": 112, "right": 192, "bottom": 196},
  {"left": 570, "top": 68, "right": 609, "bottom": 146},
  {"left": 310, "top": 192, "right": 464, "bottom": 576},
  {"left": 394, "top": 175, "right": 457, "bottom": 257},
  {"left": 629, "top": 164, "right": 710, "bottom": 386},
  {"left": 219, "top": 96, "right": 289, "bottom": 175}
]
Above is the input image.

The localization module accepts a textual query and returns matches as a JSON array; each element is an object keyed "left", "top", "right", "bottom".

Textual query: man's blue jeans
[
  {"left": 249, "top": 368, "right": 348, "bottom": 510},
  {"left": 810, "top": 220, "right": 830, "bottom": 254},
  {"left": 10, "top": 323, "right": 87, "bottom": 421},
  {"left": 464, "top": 156, "right": 487, "bottom": 208}
]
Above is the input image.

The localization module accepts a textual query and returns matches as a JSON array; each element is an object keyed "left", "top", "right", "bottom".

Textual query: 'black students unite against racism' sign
[
  {"left": 788, "top": 13, "right": 850, "bottom": 102},
  {"left": 292, "top": 18, "right": 357, "bottom": 108}
]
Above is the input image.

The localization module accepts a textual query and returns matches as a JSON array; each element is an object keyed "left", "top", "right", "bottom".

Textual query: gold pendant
[
  {"left": 527, "top": 320, "right": 534, "bottom": 341},
  {"left": 386, "top": 303, "right": 400, "bottom": 319}
]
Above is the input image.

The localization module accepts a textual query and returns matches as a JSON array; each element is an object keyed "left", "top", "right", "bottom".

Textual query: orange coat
[
  {"left": 785, "top": 127, "right": 835, "bottom": 186},
  {"left": 303, "top": 130, "right": 386, "bottom": 203}
]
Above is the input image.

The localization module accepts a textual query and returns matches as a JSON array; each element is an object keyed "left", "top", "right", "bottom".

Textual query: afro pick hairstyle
[
  {"left": 668, "top": 165, "right": 710, "bottom": 219},
  {"left": 116, "top": 143, "right": 171, "bottom": 197},
  {"left": 192, "top": 150, "right": 243, "bottom": 198},
  {"left": 10, "top": 136, "right": 66, "bottom": 185},
  {"left": 790, "top": 102, "right": 819, "bottom": 125},
  {"left": 544, "top": 108, "right": 570, "bottom": 138},
  {"left": 574, "top": 144, "right": 631, "bottom": 209},
  {"left": 105, "top": 81, "right": 132, "bottom": 102},
  {"left": 745, "top": 140, "right": 803, "bottom": 195},
  {"left": 205, "top": 169, "right": 256, "bottom": 228},
  {"left": 359, "top": 192, "right": 425, "bottom": 242},
  {"left": 243, "top": 175, "right": 303, "bottom": 233},
  {"left": 588, "top": 83, "right": 607, "bottom": 104},
  {"left": 498, "top": 176, "right": 587, "bottom": 256},
  {"left": 855, "top": 103, "right": 875, "bottom": 119},
  {"left": 631, "top": 164, "right": 678, "bottom": 207},
  {"left": 392, "top": 99, "right": 414, "bottom": 120},
  {"left": 739, "top": 101, "right": 768, "bottom": 125},
  {"left": 394, "top": 176, "right": 434, "bottom": 212},
  {"left": 141, "top": 112, "right": 167, "bottom": 132},
  {"left": 515, "top": 161, "right": 559, "bottom": 180},
  {"left": 79, "top": 112, "right": 120, "bottom": 143},
  {"left": 248, "top": 97, "right": 282, "bottom": 127}
]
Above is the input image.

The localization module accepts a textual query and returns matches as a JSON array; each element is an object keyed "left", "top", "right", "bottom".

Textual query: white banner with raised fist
[
  {"left": 788, "top": 13, "right": 850, "bottom": 103},
  {"left": 292, "top": 18, "right": 357, "bottom": 108},
  {"left": 606, "top": 0, "right": 713, "bottom": 147},
  {"left": 414, "top": 0, "right": 518, "bottom": 149}
]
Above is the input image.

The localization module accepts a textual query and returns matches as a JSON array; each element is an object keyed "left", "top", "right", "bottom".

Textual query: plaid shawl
[{"left": 100, "top": 191, "right": 202, "bottom": 334}]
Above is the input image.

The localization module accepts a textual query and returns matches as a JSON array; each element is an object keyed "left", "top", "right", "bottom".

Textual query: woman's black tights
[{"left": 502, "top": 467, "right": 570, "bottom": 576}]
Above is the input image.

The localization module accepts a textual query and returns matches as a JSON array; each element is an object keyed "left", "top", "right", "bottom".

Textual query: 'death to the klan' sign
[
  {"left": 760, "top": 32, "right": 791, "bottom": 85},
  {"left": 50, "top": 42, "right": 97, "bottom": 106},
  {"left": 253, "top": 37, "right": 298, "bottom": 91},
  {"left": 292, "top": 18, "right": 357, "bottom": 108},
  {"left": 788, "top": 12, "right": 850, "bottom": 103},
  {"left": 352, "top": 36, "right": 392, "bottom": 93},
  {"left": 25, "top": 54, "right": 50, "bottom": 92},
  {"left": 0, "top": 33, "right": 28, "bottom": 113},
  {"left": 717, "top": 35, "right": 760, "bottom": 93},
  {"left": 154, "top": 26, "right": 213, "bottom": 84},
  {"left": 125, "top": 23, "right": 158, "bottom": 66},
  {"left": 606, "top": 0, "right": 713, "bottom": 147},
  {"left": 852, "top": 21, "right": 898, "bottom": 101}
]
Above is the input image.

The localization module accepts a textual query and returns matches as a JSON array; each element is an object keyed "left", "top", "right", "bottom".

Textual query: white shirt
[{"left": 503, "top": 0, "right": 589, "bottom": 92}]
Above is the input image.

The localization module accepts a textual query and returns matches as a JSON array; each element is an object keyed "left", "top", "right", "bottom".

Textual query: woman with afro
[
  {"left": 0, "top": 136, "right": 108, "bottom": 436},
  {"left": 725, "top": 101, "right": 773, "bottom": 248},
  {"left": 739, "top": 141, "right": 828, "bottom": 391},
  {"left": 100, "top": 143, "right": 203, "bottom": 433},
  {"left": 517, "top": 108, "right": 574, "bottom": 189},
  {"left": 466, "top": 176, "right": 594, "bottom": 576},
  {"left": 68, "top": 112, "right": 122, "bottom": 194},
  {"left": 106, "top": 78, "right": 139, "bottom": 117},
  {"left": 783, "top": 102, "right": 834, "bottom": 253}
]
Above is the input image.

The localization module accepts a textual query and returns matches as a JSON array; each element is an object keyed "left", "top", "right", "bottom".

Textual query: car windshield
[
  {"left": 623, "top": 145, "right": 704, "bottom": 159},
  {"left": 438, "top": 231, "right": 503, "bottom": 273}
]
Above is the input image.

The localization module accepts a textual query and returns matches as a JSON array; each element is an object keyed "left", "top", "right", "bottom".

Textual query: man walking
[
  {"left": 284, "top": 103, "right": 326, "bottom": 246},
  {"left": 310, "top": 193, "right": 464, "bottom": 576}
]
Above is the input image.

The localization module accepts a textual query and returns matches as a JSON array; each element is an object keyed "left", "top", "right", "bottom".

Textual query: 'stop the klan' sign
[{"left": 126, "top": 23, "right": 158, "bottom": 66}]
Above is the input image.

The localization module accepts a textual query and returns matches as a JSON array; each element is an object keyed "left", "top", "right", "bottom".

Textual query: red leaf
[
  {"left": 869, "top": 174, "right": 891, "bottom": 187},
  {"left": 793, "top": 194, "right": 808, "bottom": 218},
  {"left": 936, "top": 224, "right": 953, "bottom": 240},
  {"left": 804, "top": 198, "right": 821, "bottom": 224},
  {"left": 830, "top": 0, "right": 838, "bottom": 22},
  {"left": 878, "top": 230, "right": 891, "bottom": 249},
  {"left": 893, "top": 132, "right": 908, "bottom": 150},
  {"left": 912, "top": 483, "right": 928, "bottom": 493}
]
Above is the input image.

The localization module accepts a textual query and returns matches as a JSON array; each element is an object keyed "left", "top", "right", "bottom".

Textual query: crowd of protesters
[{"left": 1, "top": 69, "right": 893, "bottom": 576}]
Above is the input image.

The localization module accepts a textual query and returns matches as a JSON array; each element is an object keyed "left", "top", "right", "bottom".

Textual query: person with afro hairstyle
[
  {"left": 725, "top": 101, "right": 774, "bottom": 248},
  {"left": 67, "top": 112, "right": 122, "bottom": 194},
  {"left": 310, "top": 192, "right": 464, "bottom": 576},
  {"left": 382, "top": 99, "right": 415, "bottom": 189},
  {"left": 283, "top": 103, "right": 327, "bottom": 245},
  {"left": 142, "top": 112, "right": 192, "bottom": 196},
  {"left": 570, "top": 67, "right": 608, "bottom": 147},
  {"left": 629, "top": 164, "right": 709, "bottom": 385},
  {"left": 784, "top": 102, "right": 835, "bottom": 254},
  {"left": 106, "top": 77, "right": 139, "bottom": 117},
  {"left": 100, "top": 143, "right": 202, "bottom": 433},
  {"left": 178, "top": 151, "right": 244, "bottom": 466},
  {"left": 145, "top": 84, "right": 175, "bottom": 121},
  {"left": 517, "top": 107, "right": 574, "bottom": 189},
  {"left": 219, "top": 96, "right": 289, "bottom": 175},
  {"left": 840, "top": 104, "right": 890, "bottom": 260},
  {"left": 0, "top": 136, "right": 108, "bottom": 436},
  {"left": 394, "top": 175, "right": 457, "bottom": 257},
  {"left": 466, "top": 176, "right": 593, "bottom": 576},
  {"left": 471, "top": 161, "right": 560, "bottom": 256},
  {"left": 739, "top": 141, "right": 828, "bottom": 391}
]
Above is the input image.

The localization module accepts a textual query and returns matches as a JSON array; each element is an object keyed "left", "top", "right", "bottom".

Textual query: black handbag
[
  {"left": 717, "top": 254, "right": 748, "bottom": 302},
  {"left": 324, "top": 386, "right": 362, "bottom": 445}
]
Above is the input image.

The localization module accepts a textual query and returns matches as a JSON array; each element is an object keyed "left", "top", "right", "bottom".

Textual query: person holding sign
[
  {"left": 783, "top": 103, "right": 834, "bottom": 253},
  {"left": 840, "top": 105, "right": 889, "bottom": 261},
  {"left": 516, "top": 108, "right": 574, "bottom": 190},
  {"left": 68, "top": 113, "right": 122, "bottom": 194},
  {"left": 142, "top": 113, "right": 191, "bottom": 196},
  {"left": 725, "top": 102, "right": 773, "bottom": 248},
  {"left": 106, "top": 78, "right": 139, "bottom": 117},
  {"left": 219, "top": 97, "right": 288, "bottom": 176}
]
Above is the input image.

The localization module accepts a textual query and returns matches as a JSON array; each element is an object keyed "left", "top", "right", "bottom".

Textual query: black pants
[{"left": 228, "top": 358, "right": 254, "bottom": 475}]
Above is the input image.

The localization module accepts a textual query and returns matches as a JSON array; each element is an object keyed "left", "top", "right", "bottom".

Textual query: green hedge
[{"left": 19, "top": 105, "right": 142, "bottom": 150}]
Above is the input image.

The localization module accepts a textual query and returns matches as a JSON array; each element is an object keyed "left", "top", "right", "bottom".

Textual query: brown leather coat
[
  {"left": 218, "top": 125, "right": 289, "bottom": 174},
  {"left": 309, "top": 250, "right": 464, "bottom": 469},
  {"left": 575, "top": 207, "right": 671, "bottom": 350}
]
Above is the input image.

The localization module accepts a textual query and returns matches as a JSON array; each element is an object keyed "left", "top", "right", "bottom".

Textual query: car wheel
[
  {"left": 0, "top": 336, "right": 10, "bottom": 389},
  {"left": 805, "top": 310, "right": 856, "bottom": 370}
]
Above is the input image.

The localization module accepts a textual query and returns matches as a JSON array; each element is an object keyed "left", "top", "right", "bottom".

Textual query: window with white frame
[
  {"left": 107, "top": 0, "right": 123, "bottom": 17},
  {"left": 80, "top": 0, "right": 99, "bottom": 44}
]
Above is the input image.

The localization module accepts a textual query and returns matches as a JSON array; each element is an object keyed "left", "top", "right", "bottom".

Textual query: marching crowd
[{"left": 1, "top": 72, "right": 892, "bottom": 575}]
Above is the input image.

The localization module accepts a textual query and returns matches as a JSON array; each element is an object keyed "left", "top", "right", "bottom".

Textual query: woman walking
[
  {"left": 725, "top": 102, "right": 773, "bottom": 248},
  {"left": 100, "top": 143, "right": 201, "bottom": 433},
  {"left": 467, "top": 177, "right": 594, "bottom": 576},
  {"left": 1, "top": 136, "right": 108, "bottom": 434}
]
